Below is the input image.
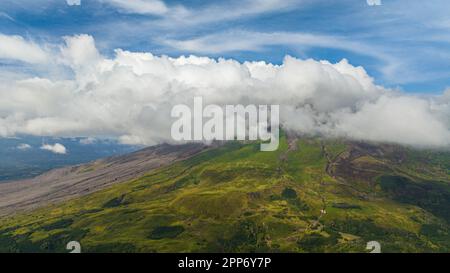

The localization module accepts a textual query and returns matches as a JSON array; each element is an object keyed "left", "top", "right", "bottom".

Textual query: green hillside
[{"left": 1, "top": 134, "right": 449, "bottom": 253}]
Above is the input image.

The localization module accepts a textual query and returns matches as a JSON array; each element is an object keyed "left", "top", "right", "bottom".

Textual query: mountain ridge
[{"left": 0, "top": 143, "right": 207, "bottom": 216}]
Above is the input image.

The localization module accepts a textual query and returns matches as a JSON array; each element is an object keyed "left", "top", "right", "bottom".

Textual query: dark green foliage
[
  {"left": 289, "top": 198, "right": 310, "bottom": 211},
  {"left": 149, "top": 225, "right": 185, "bottom": 240},
  {"left": 420, "top": 224, "right": 450, "bottom": 250},
  {"left": 103, "top": 195, "right": 128, "bottom": 208},
  {"left": 280, "top": 187, "right": 309, "bottom": 210},
  {"left": 281, "top": 187, "right": 297, "bottom": 199},
  {"left": 332, "top": 203, "right": 361, "bottom": 209},
  {"left": 0, "top": 233, "right": 41, "bottom": 253},
  {"left": 42, "top": 219, "right": 74, "bottom": 231},
  {"left": 327, "top": 219, "right": 430, "bottom": 252},
  {"left": 330, "top": 219, "right": 395, "bottom": 239},
  {"left": 39, "top": 228, "right": 88, "bottom": 252},
  {"left": 298, "top": 232, "right": 339, "bottom": 252},
  {"left": 379, "top": 175, "right": 450, "bottom": 222},
  {"left": 85, "top": 243, "right": 138, "bottom": 253},
  {"left": 216, "top": 220, "right": 269, "bottom": 253},
  {"left": 162, "top": 175, "right": 199, "bottom": 192},
  {"left": 0, "top": 228, "right": 88, "bottom": 253}
]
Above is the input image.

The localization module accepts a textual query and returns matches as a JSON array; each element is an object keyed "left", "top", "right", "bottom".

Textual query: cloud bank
[{"left": 0, "top": 34, "right": 449, "bottom": 148}]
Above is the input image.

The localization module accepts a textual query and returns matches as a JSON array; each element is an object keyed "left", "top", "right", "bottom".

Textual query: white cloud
[
  {"left": 60, "top": 34, "right": 103, "bottom": 87},
  {"left": 66, "top": 0, "right": 81, "bottom": 6},
  {"left": 367, "top": 0, "right": 382, "bottom": 6},
  {"left": 161, "top": 30, "right": 389, "bottom": 60},
  {"left": 40, "top": 143, "right": 67, "bottom": 154},
  {"left": 0, "top": 35, "right": 449, "bottom": 148},
  {"left": 79, "top": 137, "right": 96, "bottom": 145},
  {"left": 100, "top": 0, "right": 302, "bottom": 26},
  {"left": 333, "top": 96, "right": 450, "bottom": 146},
  {"left": 101, "top": 0, "right": 169, "bottom": 15},
  {"left": 16, "top": 143, "right": 31, "bottom": 150},
  {"left": 158, "top": 0, "right": 302, "bottom": 27},
  {"left": 160, "top": 30, "right": 397, "bottom": 80},
  {"left": 0, "top": 34, "right": 49, "bottom": 64},
  {"left": 0, "top": 12, "right": 15, "bottom": 22}
]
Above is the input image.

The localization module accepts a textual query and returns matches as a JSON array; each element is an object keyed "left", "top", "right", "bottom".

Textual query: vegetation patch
[
  {"left": 85, "top": 242, "right": 138, "bottom": 253},
  {"left": 297, "top": 232, "right": 339, "bottom": 252},
  {"left": 102, "top": 195, "right": 128, "bottom": 208},
  {"left": 174, "top": 191, "right": 247, "bottom": 218},
  {"left": 420, "top": 223, "right": 450, "bottom": 250},
  {"left": 149, "top": 225, "right": 185, "bottom": 240},
  {"left": 215, "top": 220, "right": 269, "bottom": 253},
  {"left": 281, "top": 187, "right": 297, "bottom": 199},
  {"left": 332, "top": 203, "right": 362, "bottom": 209},
  {"left": 1, "top": 135, "right": 450, "bottom": 253},
  {"left": 42, "top": 219, "right": 74, "bottom": 231},
  {"left": 379, "top": 175, "right": 450, "bottom": 222}
]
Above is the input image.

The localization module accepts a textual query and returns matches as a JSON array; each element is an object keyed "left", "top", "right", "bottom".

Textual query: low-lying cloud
[
  {"left": 0, "top": 34, "right": 449, "bottom": 148},
  {"left": 40, "top": 143, "right": 67, "bottom": 154},
  {"left": 16, "top": 143, "right": 31, "bottom": 150}
]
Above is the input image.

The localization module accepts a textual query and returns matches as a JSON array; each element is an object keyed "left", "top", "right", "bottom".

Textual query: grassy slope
[{"left": 1, "top": 134, "right": 449, "bottom": 253}]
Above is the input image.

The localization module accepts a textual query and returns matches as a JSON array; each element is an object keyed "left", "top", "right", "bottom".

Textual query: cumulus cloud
[
  {"left": 66, "top": 0, "right": 81, "bottom": 6},
  {"left": 0, "top": 35, "right": 449, "bottom": 148},
  {"left": 60, "top": 34, "right": 103, "bottom": 87},
  {"left": 16, "top": 143, "right": 31, "bottom": 150},
  {"left": 40, "top": 143, "right": 67, "bottom": 154},
  {"left": 0, "top": 34, "right": 48, "bottom": 64}
]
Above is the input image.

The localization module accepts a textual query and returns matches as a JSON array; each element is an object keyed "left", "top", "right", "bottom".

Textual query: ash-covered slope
[{"left": 0, "top": 143, "right": 206, "bottom": 216}]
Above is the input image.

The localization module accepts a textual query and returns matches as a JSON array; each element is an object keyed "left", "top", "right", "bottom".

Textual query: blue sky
[{"left": 1, "top": 0, "right": 450, "bottom": 93}]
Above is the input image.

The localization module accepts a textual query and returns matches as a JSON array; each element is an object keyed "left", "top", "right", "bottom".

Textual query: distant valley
[{"left": 0, "top": 136, "right": 141, "bottom": 182}]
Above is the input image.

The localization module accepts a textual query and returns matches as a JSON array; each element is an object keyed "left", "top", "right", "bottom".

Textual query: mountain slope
[
  {"left": 0, "top": 135, "right": 449, "bottom": 253},
  {"left": 0, "top": 143, "right": 206, "bottom": 216}
]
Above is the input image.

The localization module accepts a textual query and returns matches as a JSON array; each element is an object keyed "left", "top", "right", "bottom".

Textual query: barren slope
[{"left": 0, "top": 143, "right": 206, "bottom": 216}]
